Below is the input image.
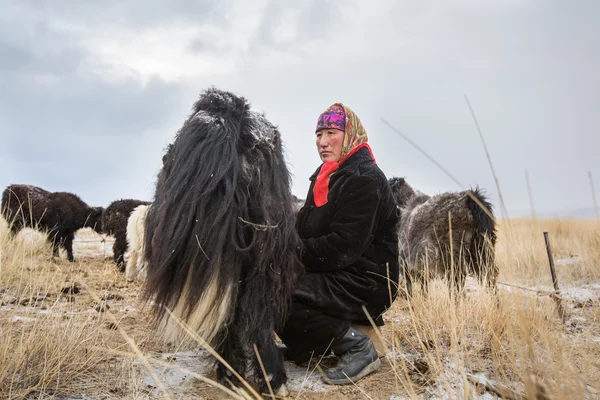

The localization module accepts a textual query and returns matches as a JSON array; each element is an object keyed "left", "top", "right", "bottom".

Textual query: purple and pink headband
[{"left": 315, "top": 104, "right": 346, "bottom": 132}]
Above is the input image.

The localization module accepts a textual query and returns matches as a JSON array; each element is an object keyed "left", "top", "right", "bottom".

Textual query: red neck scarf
[{"left": 313, "top": 143, "right": 376, "bottom": 207}]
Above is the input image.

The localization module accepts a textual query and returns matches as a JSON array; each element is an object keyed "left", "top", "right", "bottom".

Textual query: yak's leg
[
  {"left": 477, "top": 252, "right": 499, "bottom": 295},
  {"left": 251, "top": 318, "right": 287, "bottom": 396},
  {"left": 112, "top": 233, "right": 127, "bottom": 272},
  {"left": 63, "top": 233, "right": 75, "bottom": 262},
  {"left": 487, "top": 262, "right": 499, "bottom": 295},
  {"left": 400, "top": 256, "right": 414, "bottom": 300},
  {"left": 421, "top": 274, "right": 429, "bottom": 297},
  {"left": 448, "top": 257, "right": 466, "bottom": 301},
  {"left": 404, "top": 267, "right": 413, "bottom": 300},
  {"left": 242, "top": 277, "right": 288, "bottom": 395},
  {"left": 215, "top": 328, "right": 247, "bottom": 391},
  {"left": 125, "top": 250, "right": 138, "bottom": 281},
  {"left": 399, "top": 249, "right": 412, "bottom": 300},
  {"left": 414, "top": 259, "right": 429, "bottom": 298},
  {"left": 137, "top": 257, "right": 148, "bottom": 281},
  {"left": 48, "top": 231, "right": 61, "bottom": 259}
]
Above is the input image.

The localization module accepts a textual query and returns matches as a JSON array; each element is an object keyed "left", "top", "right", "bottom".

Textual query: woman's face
[{"left": 316, "top": 128, "right": 344, "bottom": 163}]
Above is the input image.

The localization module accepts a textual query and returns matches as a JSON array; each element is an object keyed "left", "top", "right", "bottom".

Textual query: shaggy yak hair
[
  {"left": 142, "top": 87, "right": 303, "bottom": 396},
  {"left": 1, "top": 184, "right": 103, "bottom": 262},
  {"left": 102, "top": 199, "right": 151, "bottom": 271},
  {"left": 125, "top": 204, "right": 150, "bottom": 282},
  {"left": 388, "top": 177, "right": 497, "bottom": 297}
]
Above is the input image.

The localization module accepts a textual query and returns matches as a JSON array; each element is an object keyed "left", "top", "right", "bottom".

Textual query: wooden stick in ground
[
  {"left": 525, "top": 168, "right": 537, "bottom": 220},
  {"left": 543, "top": 232, "right": 567, "bottom": 323},
  {"left": 588, "top": 170, "right": 599, "bottom": 219}
]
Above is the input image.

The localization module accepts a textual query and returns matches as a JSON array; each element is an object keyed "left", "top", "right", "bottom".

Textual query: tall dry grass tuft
[
  {"left": 1, "top": 219, "right": 67, "bottom": 301},
  {"left": 496, "top": 218, "right": 600, "bottom": 284},
  {"left": 387, "top": 280, "right": 598, "bottom": 399},
  {"left": 0, "top": 215, "right": 134, "bottom": 400},
  {"left": 0, "top": 314, "right": 114, "bottom": 399}
]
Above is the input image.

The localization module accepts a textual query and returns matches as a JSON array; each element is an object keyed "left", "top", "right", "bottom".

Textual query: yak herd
[
  {"left": 0, "top": 87, "right": 497, "bottom": 395},
  {"left": 0, "top": 173, "right": 498, "bottom": 297},
  {"left": 1, "top": 184, "right": 152, "bottom": 280}
]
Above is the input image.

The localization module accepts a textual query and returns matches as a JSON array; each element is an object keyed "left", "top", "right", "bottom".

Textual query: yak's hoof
[{"left": 275, "top": 383, "right": 289, "bottom": 397}]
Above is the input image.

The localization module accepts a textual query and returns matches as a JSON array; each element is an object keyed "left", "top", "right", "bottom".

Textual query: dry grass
[
  {"left": 0, "top": 215, "right": 599, "bottom": 399},
  {"left": 497, "top": 218, "right": 600, "bottom": 284}
]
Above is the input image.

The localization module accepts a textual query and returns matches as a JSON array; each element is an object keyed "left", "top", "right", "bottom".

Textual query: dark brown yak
[
  {"left": 1, "top": 184, "right": 104, "bottom": 262},
  {"left": 101, "top": 199, "right": 151, "bottom": 271},
  {"left": 388, "top": 177, "right": 497, "bottom": 297}
]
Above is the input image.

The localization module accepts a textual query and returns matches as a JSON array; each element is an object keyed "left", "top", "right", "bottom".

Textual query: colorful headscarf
[
  {"left": 313, "top": 103, "right": 376, "bottom": 207},
  {"left": 315, "top": 103, "right": 369, "bottom": 159}
]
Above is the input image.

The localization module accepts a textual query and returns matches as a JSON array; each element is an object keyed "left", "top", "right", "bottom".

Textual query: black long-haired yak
[
  {"left": 102, "top": 199, "right": 151, "bottom": 271},
  {"left": 388, "top": 177, "right": 497, "bottom": 297},
  {"left": 1, "top": 184, "right": 104, "bottom": 262},
  {"left": 142, "top": 88, "right": 303, "bottom": 396}
]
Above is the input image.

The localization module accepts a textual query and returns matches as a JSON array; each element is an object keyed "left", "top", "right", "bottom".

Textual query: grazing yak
[
  {"left": 1, "top": 184, "right": 103, "bottom": 262},
  {"left": 124, "top": 204, "right": 150, "bottom": 282},
  {"left": 142, "top": 88, "right": 303, "bottom": 396},
  {"left": 102, "top": 199, "right": 151, "bottom": 271},
  {"left": 388, "top": 177, "right": 497, "bottom": 297}
]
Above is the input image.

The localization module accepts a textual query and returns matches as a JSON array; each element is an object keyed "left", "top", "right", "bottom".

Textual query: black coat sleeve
[{"left": 302, "top": 175, "right": 380, "bottom": 272}]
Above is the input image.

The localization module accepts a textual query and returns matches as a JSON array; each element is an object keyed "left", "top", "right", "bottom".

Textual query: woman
[{"left": 278, "top": 103, "right": 400, "bottom": 385}]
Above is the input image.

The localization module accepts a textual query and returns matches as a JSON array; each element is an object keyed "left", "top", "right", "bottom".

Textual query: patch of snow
[
  {"left": 38, "top": 309, "right": 59, "bottom": 316},
  {"left": 426, "top": 360, "right": 506, "bottom": 400},
  {"left": 520, "top": 282, "right": 600, "bottom": 304},
  {"left": 569, "top": 316, "right": 587, "bottom": 325},
  {"left": 135, "top": 349, "right": 333, "bottom": 397},
  {"left": 390, "top": 314, "right": 412, "bottom": 325},
  {"left": 138, "top": 349, "right": 212, "bottom": 390},
  {"left": 284, "top": 361, "right": 330, "bottom": 393},
  {"left": 11, "top": 315, "right": 36, "bottom": 322},
  {"left": 561, "top": 285, "right": 600, "bottom": 303},
  {"left": 555, "top": 256, "right": 582, "bottom": 266}
]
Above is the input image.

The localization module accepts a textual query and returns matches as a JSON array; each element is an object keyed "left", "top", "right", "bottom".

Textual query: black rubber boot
[{"left": 323, "top": 327, "right": 381, "bottom": 385}]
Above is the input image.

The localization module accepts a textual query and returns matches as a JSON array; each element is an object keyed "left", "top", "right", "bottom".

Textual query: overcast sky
[{"left": 1, "top": 0, "right": 598, "bottom": 218}]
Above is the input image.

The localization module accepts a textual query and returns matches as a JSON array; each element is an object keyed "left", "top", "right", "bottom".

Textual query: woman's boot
[{"left": 323, "top": 327, "right": 381, "bottom": 385}]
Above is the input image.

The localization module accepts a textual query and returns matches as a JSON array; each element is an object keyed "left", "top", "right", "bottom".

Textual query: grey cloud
[
  {"left": 187, "top": 38, "right": 235, "bottom": 56},
  {"left": 16, "top": 0, "right": 231, "bottom": 28},
  {"left": 1, "top": 0, "right": 599, "bottom": 218},
  {"left": 225, "top": 1, "right": 600, "bottom": 217},
  {"left": 0, "top": 4, "right": 193, "bottom": 207},
  {"left": 0, "top": 19, "right": 83, "bottom": 77},
  {"left": 249, "top": 0, "right": 348, "bottom": 53}
]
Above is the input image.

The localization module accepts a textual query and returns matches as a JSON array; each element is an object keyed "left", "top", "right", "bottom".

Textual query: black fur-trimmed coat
[{"left": 294, "top": 146, "right": 400, "bottom": 325}]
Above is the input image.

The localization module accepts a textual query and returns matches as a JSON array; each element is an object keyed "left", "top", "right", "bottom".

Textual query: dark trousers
[{"left": 276, "top": 301, "right": 350, "bottom": 365}]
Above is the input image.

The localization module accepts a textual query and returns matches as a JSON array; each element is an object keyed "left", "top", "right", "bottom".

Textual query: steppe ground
[{"left": 1, "top": 216, "right": 599, "bottom": 400}]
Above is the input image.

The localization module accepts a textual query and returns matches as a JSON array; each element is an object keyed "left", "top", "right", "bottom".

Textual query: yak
[
  {"left": 388, "top": 177, "right": 497, "bottom": 297},
  {"left": 102, "top": 198, "right": 151, "bottom": 271},
  {"left": 142, "top": 87, "right": 303, "bottom": 396},
  {"left": 124, "top": 204, "right": 150, "bottom": 282},
  {"left": 1, "top": 184, "right": 103, "bottom": 262}
]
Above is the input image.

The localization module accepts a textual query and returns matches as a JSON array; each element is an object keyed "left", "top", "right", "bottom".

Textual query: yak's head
[
  {"left": 388, "top": 177, "right": 416, "bottom": 209},
  {"left": 87, "top": 206, "right": 105, "bottom": 234},
  {"left": 291, "top": 195, "right": 305, "bottom": 215}
]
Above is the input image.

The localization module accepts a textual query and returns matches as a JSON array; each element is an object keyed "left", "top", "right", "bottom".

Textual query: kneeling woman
[{"left": 278, "top": 103, "right": 400, "bottom": 384}]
